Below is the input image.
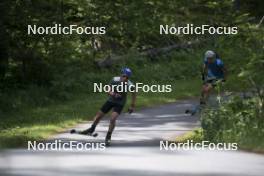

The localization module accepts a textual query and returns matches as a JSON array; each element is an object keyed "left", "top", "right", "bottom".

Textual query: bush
[{"left": 201, "top": 96, "right": 264, "bottom": 150}]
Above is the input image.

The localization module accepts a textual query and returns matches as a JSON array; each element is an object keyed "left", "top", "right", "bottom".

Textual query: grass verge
[
  {"left": 0, "top": 79, "right": 201, "bottom": 148},
  {"left": 175, "top": 128, "right": 204, "bottom": 143},
  {"left": 175, "top": 128, "right": 264, "bottom": 153}
]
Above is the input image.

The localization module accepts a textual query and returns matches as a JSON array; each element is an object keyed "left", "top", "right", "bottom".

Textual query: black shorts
[
  {"left": 204, "top": 78, "right": 223, "bottom": 87},
  {"left": 100, "top": 101, "right": 124, "bottom": 114},
  {"left": 204, "top": 79, "right": 217, "bottom": 87}
]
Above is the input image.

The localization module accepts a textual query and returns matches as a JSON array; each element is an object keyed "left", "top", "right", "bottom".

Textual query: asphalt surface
[{"left": 1, "top": 99, "right": 264, "bottom": 176}]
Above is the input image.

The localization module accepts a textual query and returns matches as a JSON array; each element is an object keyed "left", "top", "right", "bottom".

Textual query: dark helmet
[{"left": 121, "top": 67, "right": 132, "bottom": 77}]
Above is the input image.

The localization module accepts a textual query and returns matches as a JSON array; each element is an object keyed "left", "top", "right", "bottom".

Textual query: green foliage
[
  {"left": 202, "top": 96, "right": 264, "bottom": 150},
  {"left": 1, "top": 0, "right": 261, "bottom": 95},
  {"left": 1, "top": 0, "right": 259, "bottom": 89},
  {"left": 1, "top": 0, "right": 264, "bottom": 149},
  {"left": 0, "top": 49, "right": 201, "bottom": 114}
]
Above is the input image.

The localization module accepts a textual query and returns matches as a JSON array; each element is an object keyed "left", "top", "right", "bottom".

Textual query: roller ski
[
  {"left": 185, "top": 104, "right": 203, "bottom": 116},
  {"left": 70, "top": 127, "right": 98, "bottom": 137}
]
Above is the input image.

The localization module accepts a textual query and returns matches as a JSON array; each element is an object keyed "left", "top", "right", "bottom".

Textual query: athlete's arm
[
  {"left": 218, "top": 60, "right": 227, "bottom": 81},
  {"left": 202, "top": 63, "right": 207, "bottom": 81},
  {"left": 128, "top": 92, "right": 136, "bottom": 113},
  {"left": 131, "top": 92, "right": 136, "bottom": 107}
]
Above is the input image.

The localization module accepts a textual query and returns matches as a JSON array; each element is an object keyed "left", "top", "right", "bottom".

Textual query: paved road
[{"left": 1, "top": 99, "right": 264, "bottom": 176}]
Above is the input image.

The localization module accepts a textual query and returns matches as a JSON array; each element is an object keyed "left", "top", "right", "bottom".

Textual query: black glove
[
  {"left": 128, "top": 107, "right": 134, "bottom": 114},
  {"left": 202, "top": 74, "right": 205, "bottom": 81}
]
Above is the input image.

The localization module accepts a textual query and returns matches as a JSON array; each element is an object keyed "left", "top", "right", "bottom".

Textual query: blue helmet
[{"left": 121, "top": 67, "right": 132, "bottom": 77}]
